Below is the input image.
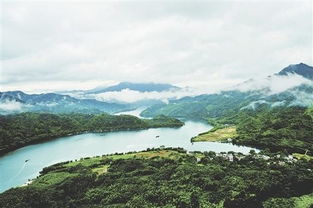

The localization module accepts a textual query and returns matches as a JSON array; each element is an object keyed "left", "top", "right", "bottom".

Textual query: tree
[{"left": 190, "top": 192, "right": 200, "bottom": 208}]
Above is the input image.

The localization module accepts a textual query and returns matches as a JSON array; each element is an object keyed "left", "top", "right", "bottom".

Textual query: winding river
[{"left": 0, "top": 112, "right": 257, "bottom": 193}]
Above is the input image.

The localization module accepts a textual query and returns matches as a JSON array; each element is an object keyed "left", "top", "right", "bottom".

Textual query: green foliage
[
  {"left": 141, "top": 90, "right": 313, "bottom": 155},
  {"left": 234, "top": 107, "right": 313, "bottom": 155},
  {"left": 141, "top": 91, "right": 262, "bottom": 120},
  {"left": 0, "top": 113, "right": 183, "bottom": 154},
  {"left": 0, "top": 148, "right": 312, "bottom": 208},
  {"left": 141, "top": 102, "right": 210, "bottom": 120},
  {"left": 293, "top": 194, "right": 313, "bottom": 208},
  {"left": 263, "top": 193, "right": 313, "bottom": 208}
]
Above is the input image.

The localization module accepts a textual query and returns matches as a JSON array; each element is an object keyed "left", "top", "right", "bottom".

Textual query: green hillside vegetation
[
  {"left": 141, "top": 84, "right": 313, "bottom": 155},
  {"left": 141, "top": 91, "right": 259, "bottom": 120},
  {"left": 141, "top": 102, "right": 210, "bottom": 120},
  {"left": 183, "top": 102, "right": 313, "bottom": 155},
  {"left": 191, "top": 126, "right": 237, "bottom": 142},
  {"left": 1, "top": 148, "right": 312, "bottom": 208},
  {"left": 234, "top": 107, "right": 313, "bottom": 155},
  {"left": 140, "top": 85, "right": 312, "bottom": 122},
  {"left": 264, "top": 194, "right": 313, "bottom": 208},
  {"left": 293, "top": 194, "right": 313, "bottom": 208},
  {"left": 196, "top": 106, "right": 313, "bottom": 155},
  {"left": 0, "top": 113, "right": 183, "bottom": 155}
]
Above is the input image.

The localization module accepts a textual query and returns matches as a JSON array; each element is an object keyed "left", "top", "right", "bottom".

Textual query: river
[{"left": 0, "top": 114, "right": 257, "bottom": 193}]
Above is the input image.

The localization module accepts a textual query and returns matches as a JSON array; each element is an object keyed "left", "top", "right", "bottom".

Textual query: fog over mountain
[
  {"left": 0, "top": 91, "right": 131, "bottom": 115},
  {"left": 1, "top": 1, "right": 312, "bottom": 114},
  {"left": 72, "top": 63, "right": 313, "bottom": 104},
  {"left": 1, "top": 63, "right": 312, "bottom": 115},
  {"left": 141, "top": 63, "right": 313, "bottom": 120}
]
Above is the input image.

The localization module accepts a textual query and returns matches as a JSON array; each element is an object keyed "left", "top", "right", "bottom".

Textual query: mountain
[
  {"left": 141, "top": 63, "right": 313, "bottom": 120},
  {"left": 278, "top": 63, "right": 313, "bottom": 80},
  {"left": 141, "top": 84, "right": 313, "bottom": 120},
  {"left": 141, "top": 90, "right": 262, "bottom": 120},
  {"left": 85, "top": 82, "right": 180, "bottom": 94},
  {"left": 0, "top": 92, "right": 24, "bottom": 103},
  {"left": 0, "top": 91, "right": 131, "bottom": 114}
]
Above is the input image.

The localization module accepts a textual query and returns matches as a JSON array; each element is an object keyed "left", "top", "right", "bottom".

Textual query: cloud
[
  {"left": 234, "top": 74, "right": 313, "bottom": 95},
  {"left": 73, "top": 88, "right": 207, "bottom": 103},
  {"left": 289, "top": 88, "right": 313, "bottom": 107},
  {"left": 1, "top": 0, "right": 312, "bottom": 92},
  {"left": 0, "top": 101, "right": 28, "bottom": 112},
  {"left": 240, "top": 100, "right": 268, "bottom": 110}
]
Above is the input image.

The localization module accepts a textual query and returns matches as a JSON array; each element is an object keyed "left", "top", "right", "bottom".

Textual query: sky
[{"left": 0, "top": 0, "right": 312, "bottom": 93}]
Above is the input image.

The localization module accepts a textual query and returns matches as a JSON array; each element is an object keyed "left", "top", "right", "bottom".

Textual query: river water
[{"left": 0, "top": 115, "right": 256, "bottom": 193}]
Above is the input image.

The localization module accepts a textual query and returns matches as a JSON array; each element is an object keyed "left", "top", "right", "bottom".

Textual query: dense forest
[
  {"left": 140, "top": 91, "right": 258, "bottom": 120},
  {"left": 0, "top": 113, "right": 184, "bottom": 155},
  {"left": 141, "top": 83, "right": 313, "bottom": 122},
  {"left": 0, "top": 148, "right": 312, "bottom": 208},
  {"left": 191, "top": 106, "right": 313, "bottom": 155},
  {"left": 234, "top": 107, "right": 313, "bottom": 155}
]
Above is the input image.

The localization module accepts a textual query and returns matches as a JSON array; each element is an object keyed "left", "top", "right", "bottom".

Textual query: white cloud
[
  {"left": 82, "top": 88, "right": 208, "bottom": 103},
  {"left": 289, "top": 89, "right": 313, "bottom": 107},
  {"left": 240, "top": 100, "right": 268, "bottom": 110},
  {"left": 234, "top": 74, "right": 313, "bottom": 95},
  {"left": 0, "top": 0, "right": 312, "bottom": 92},
  {"left": 0, "top": 100, "right": 26, "bottom": 112}
]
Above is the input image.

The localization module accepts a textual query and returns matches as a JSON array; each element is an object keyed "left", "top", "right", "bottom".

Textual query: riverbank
[
  {"left": 1, "top": 147, "right": 312, "bottom": 208},
  {"left": 0, "top": 113, "right": 184, "bottom": 156},
  {"left": 191, "top": 126, "right": 237, "bottom": 142},
  {"left": 0, "top": 120, "right": 259, "bottom": 193}
]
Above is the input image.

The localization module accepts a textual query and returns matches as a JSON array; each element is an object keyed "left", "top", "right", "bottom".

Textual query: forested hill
[
  {"left": 1, "top": 148, "right": 312, "bottom": 208},
  {"left": 0, "top": 113, "right": 183, "bottom": 155},
  {"left": 141, "top": 64, "right": 313, "bottom": 121},
  {"left": 140, "top": 84, "right": 313, "bottom": 121},
  {"left": 190, "top": 105, "right": 313, "bottom": 156},
  {"left": 234, "top": 107, "right": 313, "bottom": 155}
]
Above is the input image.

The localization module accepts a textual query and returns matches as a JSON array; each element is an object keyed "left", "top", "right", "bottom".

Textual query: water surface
[{"left": 0, "top": 120, "right": 256, "bottom": 193}]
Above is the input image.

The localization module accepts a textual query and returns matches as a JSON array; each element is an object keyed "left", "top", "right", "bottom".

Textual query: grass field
[{"left": 191, "top": 126, "right": 237, "bottom": 142}]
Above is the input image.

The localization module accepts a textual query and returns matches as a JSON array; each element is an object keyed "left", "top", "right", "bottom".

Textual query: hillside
[
  {"left": 141, "top": 64, "right": 313, "bottom": 121},
  {"left": 233, "top": 107, "right": 313, "bottom": 155},
  {"left": 0, "top": 148, "right": 312, "bottom": 208}
]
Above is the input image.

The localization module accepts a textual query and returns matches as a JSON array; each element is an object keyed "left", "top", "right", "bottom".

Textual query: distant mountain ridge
[
  {"left": 141, "top": 63, "right": 313, "bottom": 120},
  {"left": 0, "top": 91, "right": 131, "bottom": 114},
  {"left": 2, "top": 64, "right": 312, "bottom": 116},
  {"left": 85, "top": 82, "right": 180, "bottom": 94},
  {"left": 278, "top": 63, "right": 313, "bottom": 80}
]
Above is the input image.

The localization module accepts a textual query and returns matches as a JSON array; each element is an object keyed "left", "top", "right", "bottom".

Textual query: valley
[
  {"left": 0, "top": 63, "right": 313, "bottom": 207},
  {"left": 2, "top": 1, "right": 312, "bottom": 207},
  {"left": 0, "top": 120, "right": 256, "bottom": 193}
]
